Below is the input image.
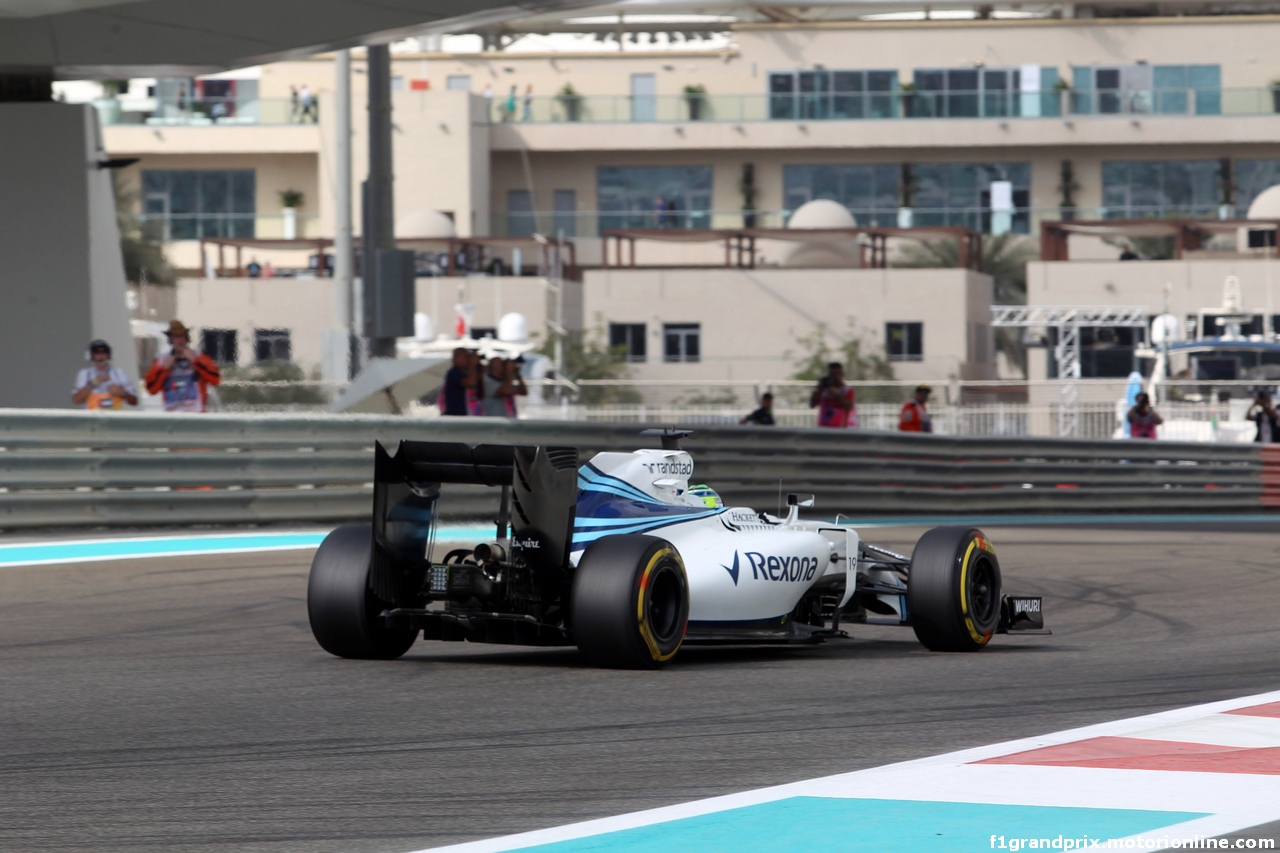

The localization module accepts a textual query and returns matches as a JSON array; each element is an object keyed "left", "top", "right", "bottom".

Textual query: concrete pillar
[{"left": 0, "top": 103, "right": 135, "bottom": 408}]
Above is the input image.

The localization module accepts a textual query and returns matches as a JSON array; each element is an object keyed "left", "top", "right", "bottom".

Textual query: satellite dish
[
  {"left": 1150, "top": 313, "right": 1183, "bottom": 344},
  {"left": 497, "top": 312, "right": 529, "bottom": 343}
]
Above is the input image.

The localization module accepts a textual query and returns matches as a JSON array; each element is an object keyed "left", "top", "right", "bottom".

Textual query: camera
[{"left": 819, "top": 376, "right": 835, "bottom": 388}]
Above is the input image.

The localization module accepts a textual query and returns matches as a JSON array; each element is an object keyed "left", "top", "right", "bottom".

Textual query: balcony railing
[
  {"left": 95, "top": 97, "right": 316, "bottom": 127},
  {"left": 492, "top": 205, "right": 1271, "bottom": 239},
  {"left": 487, "top": 87, "right": 1280, "bottom": 125},
  {"left": 143, "top": 212, "right": 322, "bottom": 242}
]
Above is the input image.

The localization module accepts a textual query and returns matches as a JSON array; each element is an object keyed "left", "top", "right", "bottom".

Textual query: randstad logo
[{"left": 722, "top": 551, "right": 818, "bottom": 585}]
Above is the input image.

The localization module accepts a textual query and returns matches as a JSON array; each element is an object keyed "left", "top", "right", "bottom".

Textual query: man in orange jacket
[
  {"left": 898, "top": 384, "right": 933, "bottom": 433},
  {"left": 145, "top": 320, "right": 221, "bottom": 412}
]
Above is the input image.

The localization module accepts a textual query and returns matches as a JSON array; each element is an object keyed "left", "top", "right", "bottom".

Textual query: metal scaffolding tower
[{"left": 991, "top": 306, "right": 1149, "bottom": 437}]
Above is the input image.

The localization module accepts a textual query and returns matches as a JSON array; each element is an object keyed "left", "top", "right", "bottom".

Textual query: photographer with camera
[
  {"left": 144, "top": 320, "right": 221, "bottom": 413},
  {"left": 481, "top": 355, "right": 528, "bottom": 419},
  {"left": 809, "top": 362, "right": 857, "bottom": 429}
]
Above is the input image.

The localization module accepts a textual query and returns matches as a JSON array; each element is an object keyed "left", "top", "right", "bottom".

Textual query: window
[
  {"left": 1102, "top": 160, "right": 1220, "bottom": 219},
  {"left": 783, "top": 164, "right": 899, "bottom": 227},
  {"left": 1072, "top": 65, "right": 1219, "bottom": 116},
  {"left": 141, "top": 169, "right": 255, "bottom": 240},
  {"left": 201, "top": 329, "right": 237, "bottom": 365},
  {"left": 663, "top": 323, "right": 700, "bottom": 363},
  {"left": 886, "top": 322, "right": 923, "bottom": 362},
  {"left": 253, "top": 328, "right": 291, "bottom": 363},
  {"left": 912, "top": 67, "right": 1057, "bottom": 118},
  {"left": 913, "top": 162, "right": 1032, "bottom": 234},
  {"left": 609, "top": 323, "right": 647, "bottom": 362},
  {"left": 597, "top": 166, "right": 712, "bottom": 232},
  {"left": 553, "top": 189, "right": 576, "bottom": 238},
  {"left": 446, "top": 75, "right": 472, "bottom": 91},
  {"left": 769, "top": 70, "right": 897, "bottom": 119},
  {"left": 506, "top": 189, "right": 535, "bottom": 237},
  {"left": 1237, "top": 160, "right": 1280, "bottom": 217}
]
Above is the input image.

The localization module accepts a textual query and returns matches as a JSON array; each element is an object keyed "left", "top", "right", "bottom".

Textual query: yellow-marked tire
[
  {"left": 571, "top": 535, "right": 689, "bottom": 669},
  {"left": 907, "top": 526, "right": 1002, "bottom": 652}
]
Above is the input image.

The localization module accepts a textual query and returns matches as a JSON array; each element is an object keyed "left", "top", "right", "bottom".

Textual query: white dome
[
  {"left": 787, "top": 199, "right": 857, "bottom": 230},
  {"left": 1248, "top": 185, "right": 1280, "bottom": 220},
  {"left": 497, "top": 312, "right": 529, "bottom": 343},
  {"left": 398, "top": 209, "right": 457, "bottom": 238}
]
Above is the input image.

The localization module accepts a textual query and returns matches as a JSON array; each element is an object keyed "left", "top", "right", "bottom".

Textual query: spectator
[
  {"left": 505, "top": 85, "right": 517, "bottom": 121},
  {"left": 809, "top": 362, "right": 856, "bottom": 428},
  {"left": 481, "top": 356, "right": 527, "bottom": 418},
  {"left": 1126, "top": 392, "right": 1162, "bottom": 439},
  {"left": 1119, "top": 245, "right": 1140, "bottom": 261},
  {"left": 898, "top": 384, "right": 933, "bottom": 433},
  {"left": 522, "top": 84, "right": 533, "bottom": 121},
  {"left": 740, "top": 392, "right": 776, "bottom": 425},
  {"left": 246, "top": 257, "right": 262, "bottom": 278},
  {"left": 1248, "top": 390, "right": 1279, "bottom": 443},
  {"left": 299, "top": 84, "right": 316, "bottom": 122},
  {"left": 655, "top": 199, "right": 668, "bottom": 228},
  {"left": 72, "top": 339, "right": 138, "bottom": 410},
  {"left": 440, "top": 347, "right": 478, "bottom": 416},
  {"left": 290, "top": 85, "right": 299, "bottom": 121},
  {"left": 144, "top": 320, "right": 221, "bottom": 412}
]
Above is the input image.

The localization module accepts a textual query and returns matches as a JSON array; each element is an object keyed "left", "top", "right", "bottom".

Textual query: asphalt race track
[{"left": 2, "top": 524, "right": 1279, "bottom": 853}]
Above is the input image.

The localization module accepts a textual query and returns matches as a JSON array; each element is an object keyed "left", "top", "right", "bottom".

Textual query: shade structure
[{"left": 330, "top": 356, "right": 450, "bottom": 415}]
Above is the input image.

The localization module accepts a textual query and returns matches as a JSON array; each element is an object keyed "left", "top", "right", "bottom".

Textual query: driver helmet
[{"left": 686, "top": 483, "right": 723, "bottom": 508}]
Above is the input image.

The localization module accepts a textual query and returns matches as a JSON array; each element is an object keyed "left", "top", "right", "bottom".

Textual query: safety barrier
[{"left": 0, "top": 409, "right": 1267, "bottom": 529}]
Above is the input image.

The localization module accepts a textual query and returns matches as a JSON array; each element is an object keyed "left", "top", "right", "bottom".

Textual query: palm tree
[{"left": 893, "top": 232, "right": 1037, "bottom": 375}]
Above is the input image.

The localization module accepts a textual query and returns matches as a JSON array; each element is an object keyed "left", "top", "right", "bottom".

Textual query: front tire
[
  {"left": 908, "top": 526, "right": 1002, "bottom": 652},
  {"left": 307, "top": 524, "right": 418, "bottom": 660},
  {"left": 571, "top": 535, "right": 690, "bottom": 669}
]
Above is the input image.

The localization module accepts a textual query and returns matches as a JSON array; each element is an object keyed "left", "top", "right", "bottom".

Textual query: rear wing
[{"left": 371, "top": 441, "right": 579, "bottom": 595}]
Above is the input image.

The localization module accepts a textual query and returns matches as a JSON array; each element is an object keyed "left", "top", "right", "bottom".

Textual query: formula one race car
[{"left": 307, "top": 431, "right": 1046, "bottom": 668}]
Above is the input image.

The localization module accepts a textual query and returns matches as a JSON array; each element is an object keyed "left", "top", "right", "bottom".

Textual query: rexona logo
[
  {"left": 722, "top": 550, "right": 818, "bottom": 585},
  {"left": 641, "top": 461, "right": 693, "bottom": 475}
]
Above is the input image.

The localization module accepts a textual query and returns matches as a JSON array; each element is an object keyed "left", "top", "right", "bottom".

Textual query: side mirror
[{"left": 787, "top": 493, "right": 815, "bottom": 508}]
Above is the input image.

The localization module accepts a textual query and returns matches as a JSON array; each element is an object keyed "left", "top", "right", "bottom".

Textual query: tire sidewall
[
  {"left": 571, "top": 535, "right": 690, "bottom": 668},
  {"left": 907, "top": 526, "right": 1002, "bottom": 652}
]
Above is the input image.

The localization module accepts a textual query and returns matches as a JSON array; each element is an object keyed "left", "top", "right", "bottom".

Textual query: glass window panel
[
  {"left": 1188, "top": 65, "right": 1220, "bottom": 88},
  {"left": 947, "top": 70, "right": 978, "bottom": 91},
  {"left": 1095, "top": 68, "right": 1120, "bottom": 89},
  {"left": 596, "top": 166, "right": 713, "bottom": 233},
  {"left": 230, "top": 171, "right": 255, "bottom": 213},
  {"left": 1153, "top": 66, "right": 1186, "bottom": 89},
  {"left": 507, "top": 189, "right": 534, "bottom": 237},
  {"left": 769, "top": 73, "right": 795, "bottom": 119},
  {"left": 916, "top": 70, "right": 945, "bottom": 91},
  {"left": 168, "top": 171, "right": 198, "bottom": 215},
  {"left": 200, "top": 171, "right": 229, "bottom": 214},
  {"left": 142, "top": 170, "right": 167, "bottom": 194},
  {"left": 868, "top": 71, "right": 896, "bottom": 92}
]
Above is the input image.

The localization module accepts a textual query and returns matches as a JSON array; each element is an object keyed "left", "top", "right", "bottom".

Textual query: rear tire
[
  {"left": 908, "top": 526, "right": 1002, "bottom": 652},
  {"left": 571, "top": 535, "right": 689, "bottom": 669},
  {"left": 307, "top": 524, "right": 418, "bottom": 660}
]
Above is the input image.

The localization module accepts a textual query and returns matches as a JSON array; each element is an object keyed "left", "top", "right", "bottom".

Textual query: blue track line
[{"left": 0, "top": 525, "right": 495, "bottom": 567}]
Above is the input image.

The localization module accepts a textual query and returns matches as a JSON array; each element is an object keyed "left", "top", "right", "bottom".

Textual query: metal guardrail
[{"left": 0, "top": 409, "right": 1268, "bottom": 529}]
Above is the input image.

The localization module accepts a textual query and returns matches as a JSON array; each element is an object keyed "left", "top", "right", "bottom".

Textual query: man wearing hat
[
  {"left": 144, "top": 320, "right": 221, "bottom": 412},
  {"left": 72, "top": 339, "right": 138, "bottom": 410},
  {"left": 898, "top": 385, "right": 933, "bottom": 433}
]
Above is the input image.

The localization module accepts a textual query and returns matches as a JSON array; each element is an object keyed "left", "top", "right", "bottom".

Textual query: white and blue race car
[{"left": 307, "top": 431, "right": 1045, "bottom": 668}]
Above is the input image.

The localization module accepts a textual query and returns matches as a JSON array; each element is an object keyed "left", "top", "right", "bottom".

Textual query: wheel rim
[
  {"left": 966, "top": 553, "right": 998, "bottom": 625},
  {"left": 646, "top": 564, "right": 684, "bottom": 645}
]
